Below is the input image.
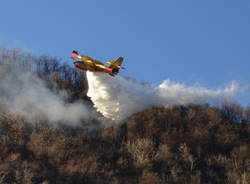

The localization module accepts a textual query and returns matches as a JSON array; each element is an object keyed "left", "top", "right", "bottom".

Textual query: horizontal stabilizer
[
  {"left": 108, "top": 57, "right": 124, "bottom": 76},
  {"left": 108, "top": 57, "right": 124, "bottom": 69}
]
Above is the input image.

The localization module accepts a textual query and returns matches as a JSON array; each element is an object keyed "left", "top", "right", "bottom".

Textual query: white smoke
[
  {"left": 87, "top": 71, "right": 238, "bottom": 121},
  {"left": 0, "top": 64, "right": 92, "bottom": 126},
  {"left": 0, "top": 47, "right": 239, "bottom": 125}
]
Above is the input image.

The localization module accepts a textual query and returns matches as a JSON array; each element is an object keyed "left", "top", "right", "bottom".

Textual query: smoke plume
[
  {"left": 0, "top": 47, "right": 239, "bottom": 124},
  {"left": 0, "top": 63, "right": 92, "bottom": 126},
  {"left": 87, "top": 71, "right": 238, "bottom": 121}
]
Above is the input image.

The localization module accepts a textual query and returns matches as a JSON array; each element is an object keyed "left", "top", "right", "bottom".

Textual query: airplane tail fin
[{"left": 107, "top": 57, "right": 124, "bottom": 75}]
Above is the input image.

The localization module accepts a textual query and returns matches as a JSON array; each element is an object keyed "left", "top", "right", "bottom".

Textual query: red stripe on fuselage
[{"left": 104, "top": 67, "right": 112, "bottom": 72}]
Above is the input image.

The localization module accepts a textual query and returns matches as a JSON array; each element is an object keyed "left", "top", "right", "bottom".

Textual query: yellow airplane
[{"left": 71, "top": 50, "right": 124, "bottom": 76}]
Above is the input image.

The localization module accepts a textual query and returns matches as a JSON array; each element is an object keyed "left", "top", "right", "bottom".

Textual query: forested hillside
[{"left": 0, "top": 47, "right": 249, "bottom": 184}]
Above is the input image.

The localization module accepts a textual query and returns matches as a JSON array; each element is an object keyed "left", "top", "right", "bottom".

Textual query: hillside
[
  {"left": 0, "top": 47, "right": 249, "bottom": 183},
  {"left": 0, "top": 105, "right": 249, "bottom": 183}
]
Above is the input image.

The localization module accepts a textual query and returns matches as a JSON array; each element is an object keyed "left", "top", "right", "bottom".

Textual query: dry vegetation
[
  {"left": 0, "top": 105, "right": 250, "bottom": 184},
  {"left": 0, "top": 47, "right": 249, "bottom": 183}
]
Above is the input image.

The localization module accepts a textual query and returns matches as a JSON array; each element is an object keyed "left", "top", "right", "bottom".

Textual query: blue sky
[{"left": 0, "top": 0, "right": 249, "bottom": 105}]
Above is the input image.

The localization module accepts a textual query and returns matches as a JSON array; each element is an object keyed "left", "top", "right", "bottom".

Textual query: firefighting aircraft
[{"left": 71, "top": 50, "right": 124, "bottom": 76}]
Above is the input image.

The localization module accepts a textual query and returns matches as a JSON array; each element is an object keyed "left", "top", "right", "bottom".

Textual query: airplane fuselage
[
  {"left": 74, "top": 61, "right": 113, "bottom": 74},
  {"left": 71, "top": 51, "right": 123, "bottom": 76}
]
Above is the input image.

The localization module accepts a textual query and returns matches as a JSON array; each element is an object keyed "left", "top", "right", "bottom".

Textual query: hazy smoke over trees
[
  {"left": 0, "top": 46, "right": 240, "bottom": 124},
  {"left": 0, "top": 47, "right": 92, "bottom": 125}
]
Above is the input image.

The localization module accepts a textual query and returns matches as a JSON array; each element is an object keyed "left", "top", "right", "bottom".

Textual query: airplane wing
[{"left": 95, "top": 63, "right": 106, "bottom": 69}]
